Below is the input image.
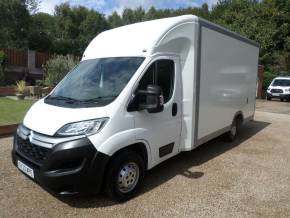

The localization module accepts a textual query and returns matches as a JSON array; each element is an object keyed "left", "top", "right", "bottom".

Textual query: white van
[
  {"left": 266, "top": 77, "right": 290, "bottom": 101},
  {"left": 12, "top": 15, "right": 259, "bottom": 201}
]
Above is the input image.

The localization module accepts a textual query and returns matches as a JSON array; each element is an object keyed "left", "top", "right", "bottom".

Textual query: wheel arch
[
  {"left": 233, "top": 111, "right": 244, "bottom": 127},
  {"left": 108, "top": 142, "right": 149, "bottom": 170}
]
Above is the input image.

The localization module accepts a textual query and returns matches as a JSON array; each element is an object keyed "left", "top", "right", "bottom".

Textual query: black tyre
[
  {"left": 280, "top": 98, "right": 284, "bottom": 102},
  {"left": 104, "top": 151, "right": 145, "bottom": 202},
  {"left": 221, "top": 120, "right": 238, "bottom": 142},
  {"left": 266, "top": 95, "right": 271, "bottom": 101}
]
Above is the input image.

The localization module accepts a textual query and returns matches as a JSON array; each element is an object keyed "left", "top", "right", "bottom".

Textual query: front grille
[
  {"left": 271, "top": 89, "right": 283, "bottom": 93},
  {"left": 17, "top": 137, "right": 51, "bottom": 165}
]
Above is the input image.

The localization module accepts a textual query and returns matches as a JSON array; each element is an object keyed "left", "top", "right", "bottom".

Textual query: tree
[
  {"left": 24, "top": 0, "right": 41, "bottom": 14},
  {"left": 145, "top": 6, "right": 158, "bottom": 20},
  {"left": 53, "top": 3, "right": 109, "bottom": 55},
  {"left": 122, "top": 8, "right": 136, "bottom": 25},
  {"left": 0, "top": 0, "right": 30, "bottom": 48},
  {"left": 79, "top": 9, "right": 109, "bottom": 54},
  {"left": 108, "top": 11, "right": 123, "bottom": 28},
  {"left": 262, "top": 0, "right": 290, "bottom": 72},
  {"left": 0, "top": 51, "right": 7, "bottom": 85},
  {"left": 133, "top": 7, "right": 145, "bottom": 22},
  {"left": 28, "top": 12, "right": 55, "bottom": 52},
  {"left": 43, "top": 55, "right": 79, "bottom": 86}
]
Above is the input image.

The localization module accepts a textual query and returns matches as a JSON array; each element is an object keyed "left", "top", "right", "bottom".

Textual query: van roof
[
  {"left": 82, "top": 15, "right": 259, "bottom": 60},
  {"left": 82, "top": 15, "right": 198, "bottom": 59}
]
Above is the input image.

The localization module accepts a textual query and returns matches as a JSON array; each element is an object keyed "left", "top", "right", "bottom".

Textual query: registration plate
[
  {"left": 272, "top": 93, "right": 280, "bottom": 96},
  {"left": 17, "top": 160, "right": 34, "bottom": 179}
]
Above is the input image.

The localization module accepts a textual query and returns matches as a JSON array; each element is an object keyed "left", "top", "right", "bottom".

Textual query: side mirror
[{"left": 137, "top": 85, "right": 164, "bottom": 113}]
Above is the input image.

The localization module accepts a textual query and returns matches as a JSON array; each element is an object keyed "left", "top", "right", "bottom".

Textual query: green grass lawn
[{"left": 0, "top": 98, "right": 36, "bottom": 125}]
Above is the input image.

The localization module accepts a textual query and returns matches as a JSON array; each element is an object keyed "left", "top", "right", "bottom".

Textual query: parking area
[
  {"left": 1, "top": 100, "right": 290, "bottom": 217},
  {"left": 256, "top": 99, "right": 290, "bottom": 114}
]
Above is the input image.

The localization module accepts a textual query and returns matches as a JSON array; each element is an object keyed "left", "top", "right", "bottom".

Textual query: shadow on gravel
[{"left": 58, "top": 120, "right": 270, "bottom": 208}]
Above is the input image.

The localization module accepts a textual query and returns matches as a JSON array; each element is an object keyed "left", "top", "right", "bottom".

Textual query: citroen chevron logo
[{"left": 29, "top": 130, "right": 34, "bottom": 143}]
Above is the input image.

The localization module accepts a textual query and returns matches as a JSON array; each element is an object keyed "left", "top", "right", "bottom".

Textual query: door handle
[{"left": 172, "top": 103, "right": 177, "bottom": 116}]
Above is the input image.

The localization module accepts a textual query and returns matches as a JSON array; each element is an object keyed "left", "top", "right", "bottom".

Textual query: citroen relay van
[
  {"left": 266, "top": 77, "right": 290, "bottom": 101},
  {"left": 12, "top": 15, "right": 259, "bottom": 201}
]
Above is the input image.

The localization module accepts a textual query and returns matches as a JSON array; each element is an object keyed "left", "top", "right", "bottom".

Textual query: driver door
[{"left": 131, "top": 56, "right": 182, "bottom": 167}]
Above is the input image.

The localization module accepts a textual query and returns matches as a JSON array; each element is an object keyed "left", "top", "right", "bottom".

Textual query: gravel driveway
[{"left": 0, "top": 100, "right": 290, "bottom": 217}]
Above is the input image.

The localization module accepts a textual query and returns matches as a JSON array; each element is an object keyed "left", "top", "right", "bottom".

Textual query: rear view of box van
[{"left": 12, "top": 15, "right": 259, "bottom": 201}]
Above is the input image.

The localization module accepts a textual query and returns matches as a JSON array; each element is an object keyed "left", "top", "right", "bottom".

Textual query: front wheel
[
  {"left": 280, "top": 98, "right": 284, "bottom": 102},
  {"left": 104, "top": 151, "right": 145, "bottom": 202},
  {"left": 266, "top": 95, "right": 272, "bottom": 101}
]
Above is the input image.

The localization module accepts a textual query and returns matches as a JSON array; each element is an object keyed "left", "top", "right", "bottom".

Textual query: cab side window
[{"left": 138, "top": 59, "right": 174, "bottom": 103}]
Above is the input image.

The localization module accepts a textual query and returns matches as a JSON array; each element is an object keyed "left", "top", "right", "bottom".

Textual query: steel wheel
[
  {"left": 117, "top": 162, "right": 140, "bottom": 193},
  {"left": 221, "top": 119, "right": 239, "bottom": 142},
  {"left": 230, "top": 125, "right": 237, "bottom": 137},
  {"left": 104, "top": 151, "right": 145, "bottom": 201}
]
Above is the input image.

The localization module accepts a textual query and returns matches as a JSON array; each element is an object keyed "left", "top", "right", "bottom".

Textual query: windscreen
[
  {"left": 272, "top": 79, "right": 290, "bottom": 87},
  {"left": 46, "top": 57, "right": 144, "bottom": 107}
]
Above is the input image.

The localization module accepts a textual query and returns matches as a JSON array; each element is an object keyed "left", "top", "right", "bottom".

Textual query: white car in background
[{"left": 266, "top": 77, "right": 290, "bottom": 101}]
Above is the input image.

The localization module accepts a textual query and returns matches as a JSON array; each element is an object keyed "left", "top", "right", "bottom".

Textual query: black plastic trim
[
  {"left": 159, "top": 143, "right": 174, "bottom": 157},
  {"left": 12, "top": 134, "right": 110, "bottom": 195},
  {"left": 267, "top": 93, "right": 290, "bottom": 99},
  {"left": 172, "top": 103, "right": 177, "bottom": 116}
]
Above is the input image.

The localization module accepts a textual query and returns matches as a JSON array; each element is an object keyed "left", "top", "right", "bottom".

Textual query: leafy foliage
[
  {"left": 0, "top": 0, "right": 30, "bottom": 48},
  {"left": 263, "top": 70, "right": 276, "bottom": 89},
  {"left": 52, "top": 3, "right": 109, "bottom": 55},
  {"left": 28, "top": 12, "right": 55, "bottom": 52},
  {"left": 35, "top": 79, "right": 44, "bottom": 86},
  {"left": 43, "top": 55, "right": 79, "bottom": 86},
  {"left": 24, "top": 0, "right": 41, "bottom": 14},
  {"left": 15, "top": 80, "right": 26, "bottom": 94},
  {"left": 108, "top": 11, "right": 123, "bottom": 28},
  {"left": 0, "top": 51, "right": 7, "bottom": 85}
]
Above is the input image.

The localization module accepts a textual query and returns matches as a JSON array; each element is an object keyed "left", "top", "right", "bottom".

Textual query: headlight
[{"left": 56, "top": 118, "right": 109, "bottom": 136}]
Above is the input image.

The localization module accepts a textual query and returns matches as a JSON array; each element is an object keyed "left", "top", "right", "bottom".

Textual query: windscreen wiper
[
  {"left": 82, "top": 95, "right": 118, "bottom": 103},
  {"left": 48, "top": 95, "right": 80, "bottom": 103}
]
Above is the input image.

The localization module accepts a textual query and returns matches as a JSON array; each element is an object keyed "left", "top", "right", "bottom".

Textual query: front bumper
[
  {"left": 266, "top": 92, "right": 290, "bottom": 99},
  {"left": 12, "top": 129, "right": 110, "bottom": 195}
]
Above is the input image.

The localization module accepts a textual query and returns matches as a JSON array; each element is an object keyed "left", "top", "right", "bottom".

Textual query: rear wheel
[
  {"left": 104, "top": 151, "right": 145, "bottom": 202},
  {"left": 221, "top": 119, "right": 239, "bottom": 142}
]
